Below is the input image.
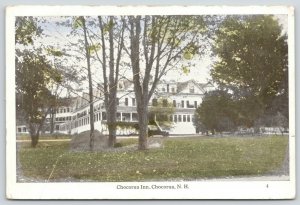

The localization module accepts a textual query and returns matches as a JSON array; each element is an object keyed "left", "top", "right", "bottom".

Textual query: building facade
[{"left": 16, "top": 79, "right": 214, "bottom": 136}]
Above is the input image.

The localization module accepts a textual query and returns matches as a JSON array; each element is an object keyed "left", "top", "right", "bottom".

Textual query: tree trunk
[
  {"left": 107, "top": 105, "right": 117, "bottom": 147},
  {"left": 29, "top": 124, "right": 39, "bottom": 148},
  {"left": 137, "top": 102, "right": 149, "bottom": 150},
  {"left": 82, "top": 17, "right": 95, "bottom": 151},
  {"left": 50, "top": 107, "right": 55, "bottom": 134},
  {"left": 31, "top": 133, "right": 39, "bottom": 148},
  {"left": 108, "top": 123, "right": 117, "bottom": 147}
]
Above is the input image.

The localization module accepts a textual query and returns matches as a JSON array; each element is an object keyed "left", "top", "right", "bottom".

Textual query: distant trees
[
  {"left": 195, "top": 90, "right": 237, "bottom": 135},
  {"left": 195, "top": 15, "right": 288, "bottom": 134}
]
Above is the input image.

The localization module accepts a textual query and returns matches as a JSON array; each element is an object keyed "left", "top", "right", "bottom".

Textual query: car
[{"left": 148, "top": 124, "right": 169, "bottom": 137}]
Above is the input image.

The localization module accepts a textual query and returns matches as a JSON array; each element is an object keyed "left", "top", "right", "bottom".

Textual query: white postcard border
[{"left": 6, "top": 5, "right": 295, "bottom": 199}]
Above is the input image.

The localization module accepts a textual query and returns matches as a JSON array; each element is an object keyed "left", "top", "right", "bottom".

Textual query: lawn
[{"left": 17, "top": 135, "right": 288, "bottom": 182}]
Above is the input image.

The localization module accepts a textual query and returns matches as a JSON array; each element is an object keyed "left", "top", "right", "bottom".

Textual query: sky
[{"left": 29, "top": 14, "right": 288, "bottom": 94}]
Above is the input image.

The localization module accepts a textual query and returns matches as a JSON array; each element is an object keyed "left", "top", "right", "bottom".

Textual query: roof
[{"left": 176, "top": 80, "right": 208, "bottom": 94}]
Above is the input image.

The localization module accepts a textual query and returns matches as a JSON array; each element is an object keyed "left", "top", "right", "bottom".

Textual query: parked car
[{"left": 148, "top": 125, "right": 169, "bottom": 137}]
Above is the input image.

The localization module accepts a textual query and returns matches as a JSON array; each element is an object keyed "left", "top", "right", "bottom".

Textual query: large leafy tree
[
  {"left": 16, "top": 52, "right": 61, "bottom": 147},
  {"left": 211, "top": 15, "right": 288, "bottom": 126},
  {"left": 15, "top": 17, "right": 63, "bottom": 147}
]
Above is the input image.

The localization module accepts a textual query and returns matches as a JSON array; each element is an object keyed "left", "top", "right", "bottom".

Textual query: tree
[
  {"left": 15, "top": 17, "right": 63, "bottom": 147},
  {"left": 15, "top": 17, "right": 42, "bottom": 45},
  {"left": 45, "top": 47, "right": 74, "bottom": 134},
  {"left": 211, "top": 15, "right": 288, "bottom": 126},
  {"left": 79, "top": 16, "right": 96, "bottom": 151},
  {"left": 128, "top": 16, "right": 207, "bottom": 149},
  {"left": 16, "top": 52, "right": 61, "bottom": 147},
  {"left": 195, "top": 90, "right": 237, "bottom": 135},
  {"left": 96, "top": 16, "right": 126, "bottom": 147}
]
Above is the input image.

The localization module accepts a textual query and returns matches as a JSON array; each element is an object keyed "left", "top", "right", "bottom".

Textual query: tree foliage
[
  {"left": 211, "top": 15, "right": 288, "bottom": 127},
  {"left": 16, "top": 52, "right": 61, "bottom": 147},
  {"left": 15, "top": 17, "right": 42, "bottom": 45},
  {"left": 195, "top": 90, "right": 237, "bottom": 134}
]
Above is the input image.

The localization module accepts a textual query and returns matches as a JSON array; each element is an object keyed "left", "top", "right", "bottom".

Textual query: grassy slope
[{"left": 18, "top": 136, "right": 288, "bottom": 182}]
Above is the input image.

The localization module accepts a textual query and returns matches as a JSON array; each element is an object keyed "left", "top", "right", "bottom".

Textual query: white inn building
[{"left": 17, "top": 79, "right": 214, "bottom": 136}]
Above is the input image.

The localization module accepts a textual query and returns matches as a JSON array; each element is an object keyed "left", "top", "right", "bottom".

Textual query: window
[
  {"left": 132, "top": 113, "right": 138, "bottom": 121},
  {"left": 169, "top": 115, "right": 173, "bottom": 122},
  {"left": 190, "top": 86, "right": 195, "bottom": 93},
  {"left": 181, "top": 100, "right": 184, "bottom": 108},
  {"left": 173, "top": 100, "right": 176, "bottom": 107},
  {"left": 67, "top": 107, "right": 70, "bottom": 112},
  {"left": 174, "top": 115, "right": 177, "bottom": 122},
  {"left": 178, "top": 115, "right": 182, "bottom": 122},
  {"left": 187, "top": 115, "right": 190, "bottom": 122},
  {"left": 183, "top": 115, "right": 186, "bottom": 122},
  {"left": 162, "top": 87, "right": 166, "bottom": 92},
  {"left": 63, "top": 108, "right": 66, "bottom": 113},
  {"left": 171, "top": 87, "right": 175, "bottom": 93},
  {"left": 194, "top": 101, "right": 198, "bottom": 108},
  {"left": 132, "top": 98, "right": 136, "bottom": 106},
  {"left": 18, "top": 128, "right": 21, "bottom": 133},
  {"left": 186, "top": 101, "right": 189, "bottom": 108},
  {"left": 167, "top": 84, "right": 169, "bottom": 92},
  {"left": 102, "top": 112, "right": 107, "bottom": 120},
  {"left": 125, "top": 98, "right": 128, "bottom": 106}
]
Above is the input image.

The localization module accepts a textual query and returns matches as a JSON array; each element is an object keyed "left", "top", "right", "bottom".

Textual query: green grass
[{"left": 18, "top": 135, "right": 288, "bottom": 182}]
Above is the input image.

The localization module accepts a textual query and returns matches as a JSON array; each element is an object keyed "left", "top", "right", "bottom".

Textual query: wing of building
[{"left": 16, "top": 79, "right": 215, "bottom": 136}]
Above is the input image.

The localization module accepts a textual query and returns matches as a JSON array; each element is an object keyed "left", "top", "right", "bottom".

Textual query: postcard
[{"left": 6, "top": 5, "right": 295, "bottom": 199}]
